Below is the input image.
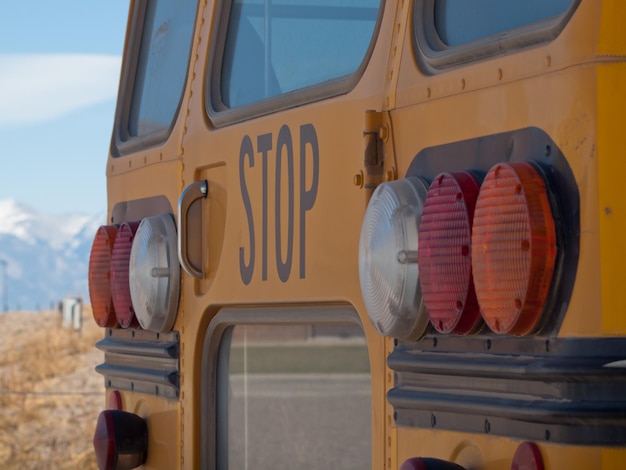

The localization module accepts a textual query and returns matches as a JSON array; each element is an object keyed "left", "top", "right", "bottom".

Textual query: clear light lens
[
  {"left": 129, "top": 214, "right": 180, "bottom": 332},
  {"left": 472, "top": 162, "right": 557, "bottom": 335},
  {"left": 358, "top": 177, "right": 429, "bottom": 340}
]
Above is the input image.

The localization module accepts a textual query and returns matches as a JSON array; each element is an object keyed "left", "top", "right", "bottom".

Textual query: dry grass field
[{"left": 0, "top": 308, "right": 104, "bottom": 469}]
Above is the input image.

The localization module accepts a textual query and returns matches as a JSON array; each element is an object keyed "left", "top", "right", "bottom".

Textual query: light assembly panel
[
  {"left": 358, "top": 161, "right": 561, "bottom": 339},
  {"left": 88, "top": 213, "right": 181, "bottom": 334}
]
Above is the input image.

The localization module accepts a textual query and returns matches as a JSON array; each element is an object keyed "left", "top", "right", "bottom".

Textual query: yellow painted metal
[
  {"left": 597, "top": 62, "right": 626, "bottom": 334},
  {"left": 102, "top": 0, "right": 626, "bottom": 468}
]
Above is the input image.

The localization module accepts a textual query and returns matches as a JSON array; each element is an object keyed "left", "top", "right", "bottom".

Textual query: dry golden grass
[{"left": 0, "top": 308, "right": 104, "bottom": 469}]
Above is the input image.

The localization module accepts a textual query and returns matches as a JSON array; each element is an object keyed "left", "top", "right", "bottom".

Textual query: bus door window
[
  {"left": 413, "top": 0, "right": 581, "bottom": 71},
  {"left": 434, "top": 0, "right": 575, "bottom": 46},
  {"left": 216, "top": 323, "right": 371, "bottom": 469},
  {"left": 213, "top": 0, "right": 381, "bottom": 110},
  {"left": 117, "top": 0, "right": 198, "bottom": 146}
]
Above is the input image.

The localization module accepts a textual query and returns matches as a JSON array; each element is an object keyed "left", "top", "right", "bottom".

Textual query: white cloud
[{"left": 0, "top": 53, "right": 121, "bottom": 129}]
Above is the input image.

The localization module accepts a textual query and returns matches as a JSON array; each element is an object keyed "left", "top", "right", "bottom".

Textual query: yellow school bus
[{"left": 87, "top": 0, "right": 626, "bottom": 468}]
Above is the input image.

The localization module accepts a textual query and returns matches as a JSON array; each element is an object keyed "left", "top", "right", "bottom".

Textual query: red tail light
[
  {"left": 89, "top": 225, "right": 119, "bottom": 328},
  {"left": 418, "top": 172, "right": 482, "bottom": 334},
  {"left": 111, "top": 221, "right": 140, "bottom": 328},
  {"left": 511, "top": 441, "right": 544, "bottom": 470},
  {"left": 93, "top": 410, "right": 147, "bottom": 470},
  {"left": 472, "top": 163, "right": 557, "bottom": 335}
]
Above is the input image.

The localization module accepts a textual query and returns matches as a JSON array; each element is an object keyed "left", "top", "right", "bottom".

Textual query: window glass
[
  {"left": 221, "top": 0, "right": 380, "bottom": 108},
  {"left": 128, "top": 0, "right": 197, "bottom": 138},
  {"left": 434, "top": 0, "right": 574, "bottom": 46},
  {"left": 217, "top": 323, "right": 371, "bottom": 469}
]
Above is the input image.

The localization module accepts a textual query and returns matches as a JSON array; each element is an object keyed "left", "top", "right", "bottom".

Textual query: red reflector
[
  {"left": 400, "top": 457, "right": 467, "bottom": 470},
  {"left": 418, "top": 172, "right": 482, "bottom": 334},
  {"left": 108, "top": 390, "right": 123, "bottom": 411},
  {"left": 93, "top": 411, "right": 116, "bottom": 470},
  {"left": 89, "top": 225, "right": 119, "bottom": 328},
  {"left": 111, "top": 221, "right": 140, "bottom": 328},
  {"left": 472, "top": 162, "right": 557, "bottom": 335},
  {"left": 93, "top": 410, "right": 148, "bottom": 470},
  {"left": 511, "top": 442, "right": 544, "bottom": 470}
]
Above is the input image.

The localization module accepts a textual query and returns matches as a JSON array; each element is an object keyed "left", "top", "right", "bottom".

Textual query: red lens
[
  {"left": 93, "top": 411, "right": 116, "bottom": 470},
  {"left": 472, "top": 162, "right": 557, "bottom": 335},
  {"left": 108, "top": 390, "right": 123, "bottom": 411},
  {"left": 418, "top": 172, "right": 482, "bottom": 334},
  {"left": 93, "top": 410, "right": 148, "bottom": 470},
  {"left": 511, "top": 442, "right": 544, "bottom": 470},
  {"left": 88, "top": 225, "right": 119, "bottom": 328},
  {"left": 111, "top": 221, "right": 140, "bottom": 328}
]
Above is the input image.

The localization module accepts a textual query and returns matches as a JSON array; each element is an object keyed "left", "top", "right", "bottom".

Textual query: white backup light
[
  {"left": 358, "top": 177, "right": 430, "bottom": 340},
  {"left": 129, "top": 214, "right": 180, "bottom": 332}
]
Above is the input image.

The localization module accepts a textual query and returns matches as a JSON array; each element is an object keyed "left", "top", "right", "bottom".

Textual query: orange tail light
[
  {"left": 88, "top": 225, "right": 119, "bottom": 328},
  {"left": 472, "top": 162, "right": 557, "bottom": 335}
]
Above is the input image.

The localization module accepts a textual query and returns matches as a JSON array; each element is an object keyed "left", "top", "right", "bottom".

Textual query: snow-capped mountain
[{"left": 0, "top": 199, "right": 104, "bottom": 311}]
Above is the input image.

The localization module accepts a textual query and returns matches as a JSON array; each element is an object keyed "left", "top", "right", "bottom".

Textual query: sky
[{"left": 0, "top": 1, "right": 130, "bottom": 216}]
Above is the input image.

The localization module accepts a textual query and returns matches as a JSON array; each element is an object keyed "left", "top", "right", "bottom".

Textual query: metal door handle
[{"left": 178, "top": 180, "right": 208, "bottom": 279}]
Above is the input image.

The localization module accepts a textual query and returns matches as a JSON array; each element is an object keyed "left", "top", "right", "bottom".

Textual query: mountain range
[{"left": 0, "top": 199, "right": 104, "bottom": 311}]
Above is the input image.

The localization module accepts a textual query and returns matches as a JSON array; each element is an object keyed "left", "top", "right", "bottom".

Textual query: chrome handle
[{"left": 178, "top": 180, "right": 208, "bottom": 279}]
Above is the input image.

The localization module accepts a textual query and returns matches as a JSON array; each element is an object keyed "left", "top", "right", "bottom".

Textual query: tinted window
[
  {"left": 128, "top": 0, "right": 197, "bottom": 138},
  {"left": 434, "top": 0, "right": 574, "bottom": 46},
  {"left": 220, "top": 0, "right": 380, "bottom": 108},
  {"left": 216, "top": 323, "right": 371, "bottom": 469}
]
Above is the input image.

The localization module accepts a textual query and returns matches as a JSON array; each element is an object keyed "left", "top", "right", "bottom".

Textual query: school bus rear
[{"left": 87, "top": 0, "right": 626, "bottom": 469}]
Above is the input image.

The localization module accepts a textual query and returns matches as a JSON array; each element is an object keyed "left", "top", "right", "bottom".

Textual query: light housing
[
  {"left": 511, "top": 441, "right": 544, "bottom": 470},
  {"left": 93, "top": 410, "right": 147, "bottom": 470},
  {"left": 358, "top": 177, "right": 430, "bottom": 340},
  {"left": 472, "top": 162, "right": 557, "bottom": 335},
  {"left": 89, "top": 225, "right": 119, "bottom": 328},
  {"left": 418, "top": 172, "right": 482, "bottom": 335},
  {"left": 111, "top": 221, "right": 140, "bottom": 328},
  {"left": 129, "top": 214, "right": 180, "bottom": 332}
]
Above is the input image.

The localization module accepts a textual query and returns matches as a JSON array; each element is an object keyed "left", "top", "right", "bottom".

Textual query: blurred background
[{"left": 0, "top": 2, "right": 130, "bottom": 468}]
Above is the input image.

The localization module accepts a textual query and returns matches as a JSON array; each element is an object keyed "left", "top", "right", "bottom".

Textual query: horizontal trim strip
[
  {"left": 95, "top": 328, "right": 180, "bottom": 400},
  {"left": 389, "top": 336, "right": 626, "bottom": 445}
]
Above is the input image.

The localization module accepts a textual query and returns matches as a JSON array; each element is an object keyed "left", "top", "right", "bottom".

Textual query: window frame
[
  {"left": 412, "top": 0, "right": 582, "bottom": 74},
  {"left": 200, "top": 305, "right": 371, "bottom": 469},
  {"left": 205, "top": 0, "right": 385, "bottom": 127},
  {"left": 112, "top": 0, "right": 198, "bottom": 157}
]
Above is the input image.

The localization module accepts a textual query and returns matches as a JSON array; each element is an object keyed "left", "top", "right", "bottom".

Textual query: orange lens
[
  {"left": 418, "top": 172, "right": 482, "bottom": 334},
  {"left": 88, "top": 225, "right": 119, "bottom": 328},
  {"left": 111, "top": 221, "right": 140, "bottom": 328},
  {"left": 472, "top": 162, "right": 557, "bottom": 335}
]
